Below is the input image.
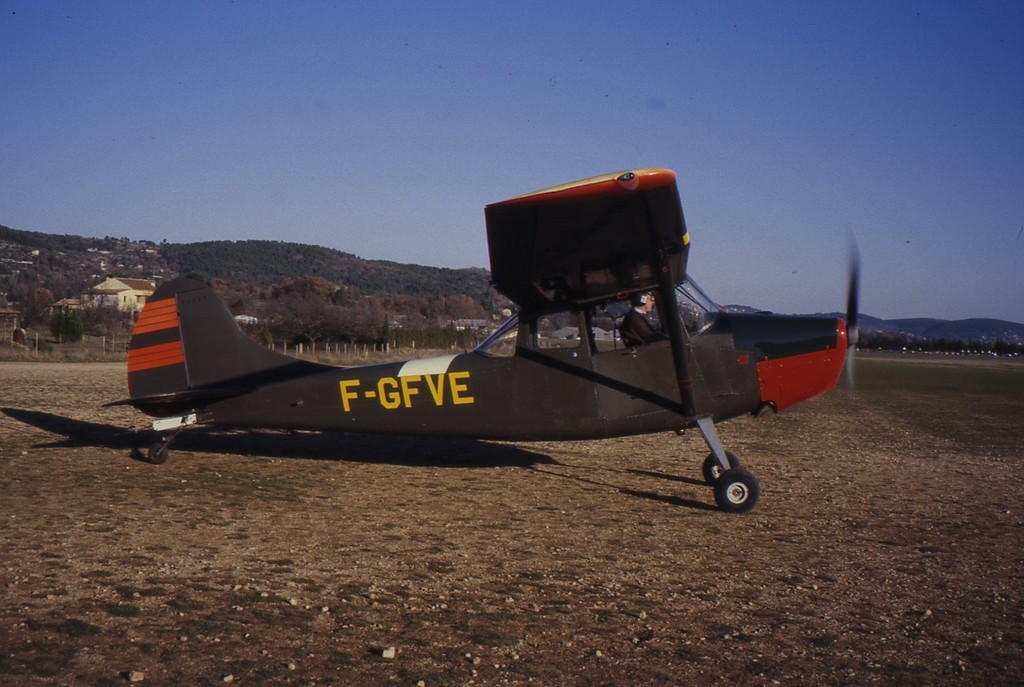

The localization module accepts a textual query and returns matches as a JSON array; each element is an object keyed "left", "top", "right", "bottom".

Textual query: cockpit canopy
[{"left": 476, "top": 276, "right": 719, "bottom": 357}]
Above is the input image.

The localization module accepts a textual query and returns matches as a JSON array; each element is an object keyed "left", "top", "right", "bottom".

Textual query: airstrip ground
[{"left": 1, "top": 355, "right": 1021, "bottom": 685}]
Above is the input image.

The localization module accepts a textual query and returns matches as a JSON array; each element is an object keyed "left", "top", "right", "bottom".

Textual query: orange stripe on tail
[
  {"left": 132, "top": 298, "right": 179, "bottom": 335},
  {"left": 128, "top": 340, "right": 185, "bottom": 373}
]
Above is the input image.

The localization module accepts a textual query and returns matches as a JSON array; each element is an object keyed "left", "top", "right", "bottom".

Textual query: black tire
[
  {"left": 702, "top": 451, "right": 741, "bottom": 485},
  {"left": 148, "top": 443, "right": 169, "bottom": 465},
  {"left": 714, "top": 468, "right": 760, "bottom": 513}
]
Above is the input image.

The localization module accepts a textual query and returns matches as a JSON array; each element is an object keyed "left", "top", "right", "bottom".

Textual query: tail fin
[{"left": 126, "top": 278, "right": 328, "bottom": 416}]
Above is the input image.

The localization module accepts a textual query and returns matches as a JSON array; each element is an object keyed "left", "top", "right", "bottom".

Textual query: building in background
[{"left": 83, "top": 277, "right": 155, "bottom": 312}]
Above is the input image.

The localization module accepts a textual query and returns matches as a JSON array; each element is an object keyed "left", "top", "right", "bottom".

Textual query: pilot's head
[{"left": 631, "top": 291, "right": 655, "bottom": 311}]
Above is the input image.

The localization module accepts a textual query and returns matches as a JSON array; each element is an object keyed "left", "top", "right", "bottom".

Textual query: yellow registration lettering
[
  {"left": 400, "top": 375, "right": 421, "bottom": 408},
  {"left": 377, "top": 377, "right": 401, "bottom": 410},
  {"left": 339, "top": 379, "right": 361, "bottom": 412},
  {"left": 424, "top": 374, "right": 445, "bottom": 406},
  {"left": 448, "top": 371, "right": 474, "bottom": 405}
]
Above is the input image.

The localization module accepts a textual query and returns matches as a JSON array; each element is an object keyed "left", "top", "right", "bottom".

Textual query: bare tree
[{"left": 21, "top": 287, "right": 53, "bottom": 326}]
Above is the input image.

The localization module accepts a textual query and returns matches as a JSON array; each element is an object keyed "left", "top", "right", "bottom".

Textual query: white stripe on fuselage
[{"left": 397, "top": 354, "right": 458, "bottom": 378}]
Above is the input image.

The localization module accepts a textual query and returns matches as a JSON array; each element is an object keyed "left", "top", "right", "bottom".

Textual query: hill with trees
[
  {"left": 2, "top": 222, "right": 1021, "bottom": 355},
  {"left": 1, "top": 224, "right": 493, "bottom": 303},
  {"left": 158, "top": 240, "right": 494, "bottom": 302},
  {"left": 0, "top": 223, "right": 504, "bottom": 349}
]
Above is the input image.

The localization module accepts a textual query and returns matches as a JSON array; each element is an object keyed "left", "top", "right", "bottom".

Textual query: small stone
[
  {"left": 381, "top": 646, "right": 397, "bottom": 660},
  {"left": 286, "top": 662, "right": 297, "bottom": 670},
  {"left": 288, "top": 597, "right": 299, "bottom": 606},
  {"left": 127, "top": 670, "right": 145, "bottom": 683},
  {"left": 222, "top": 675, "right": 234, "bottom": 683}
]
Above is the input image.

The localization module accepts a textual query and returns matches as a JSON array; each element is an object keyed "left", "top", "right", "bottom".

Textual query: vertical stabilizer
[{"left": 126, "top": 278, "right": 328, "bottom": 416}]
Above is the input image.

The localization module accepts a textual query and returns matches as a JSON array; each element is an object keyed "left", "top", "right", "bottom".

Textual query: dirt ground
[{"left": 1, "top": 356, "right": 1021, "bottom": 686}]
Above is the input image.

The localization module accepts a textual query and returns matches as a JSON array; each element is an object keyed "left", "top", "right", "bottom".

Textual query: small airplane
[{"left": 119, "top": 169, "right": 856, "bottom": 513}]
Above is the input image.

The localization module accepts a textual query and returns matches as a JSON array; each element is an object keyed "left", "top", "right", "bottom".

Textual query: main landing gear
[
  {"left": 695, "top": 416, "right": 760, "bottom": 513},
  {"left": 145, "top": 413, "right": 196, "bottom": 465}
]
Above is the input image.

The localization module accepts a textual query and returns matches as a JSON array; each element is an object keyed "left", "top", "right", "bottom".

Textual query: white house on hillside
[{"left": 83, "top": 277, "right": 156, "bottom": 312}]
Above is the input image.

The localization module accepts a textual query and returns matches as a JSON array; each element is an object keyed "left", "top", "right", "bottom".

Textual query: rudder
[{"left": 127, "top": 278, "right": 328, "bottom": 416}]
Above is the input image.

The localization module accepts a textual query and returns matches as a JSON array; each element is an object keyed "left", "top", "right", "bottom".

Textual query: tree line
[
  {"left": 857, "top": 331, "right": 1023, "bottom": 357},
  {"left": 19, "top": 278, "right": 1024, "bottom": 355},
  {"left": 1, "top": 223, "right": 509, "bottom": 351},
  {"left": 22, "top": 275, "right": 502, "bottom": 351},
  {"left": 217, "top": 276, "right": 498, "bottom": 350}
]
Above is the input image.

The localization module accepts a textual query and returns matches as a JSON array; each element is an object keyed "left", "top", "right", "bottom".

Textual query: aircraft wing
[{"left": 484, "top": 169, "right": 690, "bottom": 310}]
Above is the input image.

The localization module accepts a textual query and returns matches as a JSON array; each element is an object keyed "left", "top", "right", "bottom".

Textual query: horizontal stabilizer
[{"left": 106, "top": 384, "right": 253, "bottom": 413}]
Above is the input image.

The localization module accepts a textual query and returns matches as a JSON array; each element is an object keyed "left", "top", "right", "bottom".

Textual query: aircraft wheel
[
  {"left": 148, "top": 443, "right": 170, "bottom": 465},
  {"left": 702, "top": 451, "right": 741, "bottom": 485},
  {"left": 714, "top": 468, "right": 760, "bottom": 513}
]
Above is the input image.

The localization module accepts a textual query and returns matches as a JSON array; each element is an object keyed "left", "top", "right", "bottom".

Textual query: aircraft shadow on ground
[
  {"left": 2, "top": 408, "right": 716, "bottom": 510},
  {"left": 527, "top": 464, "right": 717, "bottom": 512},
  {"left": 0, "top": 407, "right": 556, "bottom": 469},
  {"left": 624, "top": 467, "right": 706, "bottom": 488}
]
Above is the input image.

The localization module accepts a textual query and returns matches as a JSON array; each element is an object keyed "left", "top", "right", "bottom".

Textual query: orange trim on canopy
[{"left": 490, "top": 169, "right": 676, "bottom": 207}]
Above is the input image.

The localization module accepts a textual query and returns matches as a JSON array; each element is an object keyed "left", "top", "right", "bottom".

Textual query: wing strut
[{"left": 648, "top": 223, "right": 697, "bottom": 419}]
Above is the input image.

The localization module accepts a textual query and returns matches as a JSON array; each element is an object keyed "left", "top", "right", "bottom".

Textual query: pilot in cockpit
[{"left": 619, "top": 291, "right": 665, "bottom": 347}]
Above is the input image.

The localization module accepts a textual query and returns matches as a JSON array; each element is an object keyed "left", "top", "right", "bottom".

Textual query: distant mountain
[
  {"left": 736, "top": 307, "right": 1024, "bottom": 346},
  {"left": 0, "top": 224, "right": 493, "bottom": 303},
  {"left": 720, "top": 305, "right": 1023, "bottom": 345},
  {"left": 828, "top": 314, "right": 1024, "bottom": 344},
  {"left": 159, "top": 240, "right": 493, "bottom": 301}
]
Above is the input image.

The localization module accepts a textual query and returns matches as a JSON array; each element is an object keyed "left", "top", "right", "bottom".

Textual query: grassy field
[
  {"left": 856, "top": 355, "right": 1022, "bottom": 453},
  {"left": 0, "top": 353, "right": 1021, "bottom": 685}
]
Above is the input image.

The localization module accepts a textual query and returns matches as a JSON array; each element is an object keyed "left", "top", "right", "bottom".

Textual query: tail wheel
[
  {"left": 148, "top": 443, "right": 170, "bottom": 465},
  {"left": 702, "top": 451, "right": 741, "bottom": 485},
  {"left": 714, "top": 468, "right": 760, "bottom": 513}
]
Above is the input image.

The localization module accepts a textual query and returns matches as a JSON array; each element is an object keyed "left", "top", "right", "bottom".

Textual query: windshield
[
  {"left": 475, "top": 314, "right": 518, "bottom": 357},
  {"left": 475, "top": 277, "right": 718, "bottom": 356},
  {"left": 677, "top": 277, "right": 719, "bottom": 333}
]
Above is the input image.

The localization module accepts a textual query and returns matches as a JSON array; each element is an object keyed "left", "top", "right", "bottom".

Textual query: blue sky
[{"left": 2, "top": 1, "right": 1022, "bottom": 322}]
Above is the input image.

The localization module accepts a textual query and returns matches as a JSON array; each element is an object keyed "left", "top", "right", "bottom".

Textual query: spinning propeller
[{"left": 844, "top": 241, "right": 861, "bottom": 387}]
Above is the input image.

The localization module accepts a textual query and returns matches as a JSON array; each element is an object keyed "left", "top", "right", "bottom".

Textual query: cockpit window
[
  {"left": 475, "top": 314, "right": 518, "bottom": 357},
  {"left": 677, "top": 277, "right": 719, "bottom": 333},
  {"left": 535, "top": 310, "right": 581, "bottom": 349},
  {"left": 476, "top": 278, "right": 718, "bottom": 358}
]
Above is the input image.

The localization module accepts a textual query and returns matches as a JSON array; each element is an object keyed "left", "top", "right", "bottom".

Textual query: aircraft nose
[{"left": 731, "top": 315, "right": 848, "bottom": 412}]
